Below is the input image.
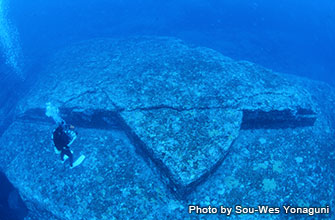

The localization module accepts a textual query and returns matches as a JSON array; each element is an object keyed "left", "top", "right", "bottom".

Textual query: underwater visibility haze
[{"left": 0, "top": 0, "right": 334, "bottom": 219}]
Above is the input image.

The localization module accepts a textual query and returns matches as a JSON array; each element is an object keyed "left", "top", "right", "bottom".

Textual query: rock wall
[{"left": 0, "top": 37, "right": 334, "bottom": 219}]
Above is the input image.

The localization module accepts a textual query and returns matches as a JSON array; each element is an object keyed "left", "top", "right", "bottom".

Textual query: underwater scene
[{"left": 0, "top": 0, "right": 334, "bottom": 219}]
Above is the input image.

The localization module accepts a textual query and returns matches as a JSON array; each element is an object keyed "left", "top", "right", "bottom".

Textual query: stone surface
[
  {"left": 14, "top": 37, "right": 317, "bottom": 197},
  {"left": 0, "top": 171, "right": 28, "bottom": 220},
  {"left": 0, "top": 36, "right": 333, "bottom": 219},
  {"left": 186, "top": 78, "right": 335, "bottom": 219},
  {"left": 0, "top": 121, "right": 182, "bottom": 220},
  {"left": 121, "top": 108, "right": 241, "bottom": 196}
]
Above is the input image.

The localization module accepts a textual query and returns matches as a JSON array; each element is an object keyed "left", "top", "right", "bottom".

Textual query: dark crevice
[
  {"left": 14, "top": 106, "right": 317, "bottom": 199},
  {"left": 124, "top": 104, "right": 230, "bottom": 112},
  {"left": 17, "top": 108, "right": 123, "bottom": 130},
  {"left": 17, "top": 107, "right": 236, "bottom": 199},
  {"left": 241, "top": 108, "right": 316, "bottom": 129},
  {"left": 18, "top": 106, "right": 317, "bottom": 131},
  {"left": 296, "top": 107, "right": 316, "bottom": 115}
]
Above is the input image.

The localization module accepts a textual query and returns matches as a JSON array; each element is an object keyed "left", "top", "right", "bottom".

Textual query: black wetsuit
[{"left": 53, "top": 125, "right": 73, "bottom": 167}]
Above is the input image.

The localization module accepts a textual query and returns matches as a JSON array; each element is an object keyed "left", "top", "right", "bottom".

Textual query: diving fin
[{"left": 71, "top": 155, "right": 85, "bottom": 168}]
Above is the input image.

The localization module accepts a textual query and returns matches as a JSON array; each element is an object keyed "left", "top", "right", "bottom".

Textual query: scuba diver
[
  {"left": 52, "top": 121, "right": 78, "bottom": 168},
  {"left": 46, "top": 103, "right": 85, "bottom": 168}
]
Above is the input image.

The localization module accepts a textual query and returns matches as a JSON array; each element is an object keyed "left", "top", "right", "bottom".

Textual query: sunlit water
[{"left": 0, "top": 0, "right": 23, "bottom": 79}]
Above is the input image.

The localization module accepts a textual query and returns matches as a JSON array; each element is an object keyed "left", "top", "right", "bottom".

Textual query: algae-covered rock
[
  {"left": 121, "top": 108, "right": 242, "bottom": 195},
  {"left": 14, "top": 37, "right": 317, "bottom": 196},
  {"left": 0, "top": 36, "right": 333, "bottom": 219},
  {"left": 0, "top": 122, "right": 179, "bottom": 220}
]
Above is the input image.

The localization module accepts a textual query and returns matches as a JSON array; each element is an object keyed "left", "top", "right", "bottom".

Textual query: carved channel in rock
[
  {"left": 18, "top": 108, "right": 123, "bottom": 129},
  {"left": 19, "top": 107, "right": 317, "bottom": 131},
  {"left": 241, "top": 108, "right": 317, "bottom": 129},
  {"left": 17, "top": 106, "right": 317, "bottom": 199}
]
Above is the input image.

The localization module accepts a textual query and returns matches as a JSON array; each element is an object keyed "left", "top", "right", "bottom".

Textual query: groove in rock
[
  {"left": 17, "top": 108, "right": 123, "bottom": 130},
  {"left": 241, "top": 108, "right": 316, "bottom": 129},
  {"left": 15, "top": 106, "right": 317, "bottom": 199}
]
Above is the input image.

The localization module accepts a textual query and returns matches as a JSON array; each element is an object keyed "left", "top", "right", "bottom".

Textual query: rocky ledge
[{"left": 0, "top": 37, "right": 333, "bottom": 219}]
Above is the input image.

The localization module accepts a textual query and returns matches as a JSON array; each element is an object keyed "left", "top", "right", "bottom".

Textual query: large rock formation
[
  {"left": 0, "top": 172, "right": 28, "bottom": 220},
  {"left": 0, "top": 37, "right": 333, "bottom": 219}
]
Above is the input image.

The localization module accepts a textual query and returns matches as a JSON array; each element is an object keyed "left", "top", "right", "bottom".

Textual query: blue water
[
  {"left": 5, "top": 0, "right": 335, "bottom": 84},
  {"left": 1, "top": 0, "right": 335, "bottom": 219}
]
